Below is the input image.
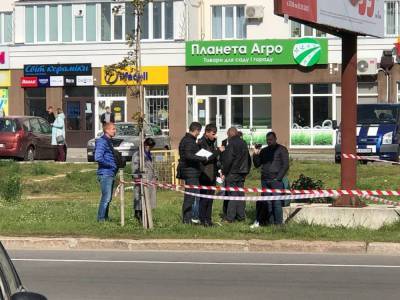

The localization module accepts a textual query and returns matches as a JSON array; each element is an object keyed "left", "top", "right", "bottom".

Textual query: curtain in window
[
  {"left": 49, "top": 5, "right": 58, "bottom": 42},
  {"left": 62, "top": 4, "right": 72, "bottom": 42},
  {"left": 212, "top": 6, "right": 222, "bottom": 39}
]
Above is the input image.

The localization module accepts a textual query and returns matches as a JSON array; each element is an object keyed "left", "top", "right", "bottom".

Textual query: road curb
[{"left": 1, "top": 236, "right": 400, "bottom": 255}]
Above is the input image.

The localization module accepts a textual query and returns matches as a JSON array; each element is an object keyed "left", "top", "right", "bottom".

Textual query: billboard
[{"left": 275, "top": 0, "right": 384, "bottom": 37}]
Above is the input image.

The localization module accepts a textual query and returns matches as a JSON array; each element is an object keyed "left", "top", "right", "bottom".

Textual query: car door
[
  {"left": 29, "top": 118, "right": 45, "bottom": 159},
  {"left": 38, "top": 118, "right": 55, "bottom": 160}
]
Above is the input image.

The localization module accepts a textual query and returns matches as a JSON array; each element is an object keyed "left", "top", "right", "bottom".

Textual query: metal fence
[{"left": 152, "top": 150, "right": 179, "bottom": 185}]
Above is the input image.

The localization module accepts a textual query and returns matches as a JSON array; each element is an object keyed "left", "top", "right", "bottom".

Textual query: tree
[{"left": 105, "top": 0, "right": 153, "bottom": 229}]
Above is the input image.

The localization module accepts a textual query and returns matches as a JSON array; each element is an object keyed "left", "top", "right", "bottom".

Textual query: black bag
[
  {"left": 113, "top": 149, "right": 126, "bottom": 169},
  {"left": 176, "top": 160, "right": 184, "bottom": 179}
]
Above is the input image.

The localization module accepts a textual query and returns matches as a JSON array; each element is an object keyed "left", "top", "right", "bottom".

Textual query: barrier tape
[
  {"left": 342, "top": 154, "right": 400, "bottom": 165},
  {"left": 117, "top": 179, "right": 400, "bottom": 197},
  {"left": 362, "top": 195, "right": 400, "bottom": 207}
]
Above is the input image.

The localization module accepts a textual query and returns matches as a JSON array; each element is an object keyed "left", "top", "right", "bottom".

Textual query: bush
[
  {"left": 291, "top": 174, "right": 332, "bottom": 204},
  {"left": 0, "top": 173, "right": 23, "bottom": 203}
]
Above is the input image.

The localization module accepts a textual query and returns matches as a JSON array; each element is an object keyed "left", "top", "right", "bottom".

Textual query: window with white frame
[
  {"left": 385, "top": 0, "right": 400, "bottom": 36},
  {"left": 212, "top": 5, "right": 246, "bottom": 39},
  {"left": 290, "top": 21, "right": 326, "bottom": 38},
  {"left": 145, "top": 86, "right": 169, "bottom": 131},
  {"left": 23, "top": 1, "right": 174, "bottom": 44},
  {"left": 0, "top": 12, "right": 13, "bottom": 44},
  {"left": 357, "top": 82, "right": 378, "bottom": 104}
]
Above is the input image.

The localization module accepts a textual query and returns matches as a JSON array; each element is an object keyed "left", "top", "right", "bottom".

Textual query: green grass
[{"left": 1, "top": 161, "right": 400, "bottom": 241}]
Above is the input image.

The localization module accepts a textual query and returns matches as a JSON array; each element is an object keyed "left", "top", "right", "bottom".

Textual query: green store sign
[{"left": 186, "top": 38, "right": 328, "bottom": 67}]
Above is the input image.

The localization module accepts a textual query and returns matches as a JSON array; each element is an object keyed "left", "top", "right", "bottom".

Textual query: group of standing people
[
  {"left": 178, "top": 122, "right": 289, "bottom": 227},
  {"left": 46, "top": 106, "right": 66, "bottom": 162}
]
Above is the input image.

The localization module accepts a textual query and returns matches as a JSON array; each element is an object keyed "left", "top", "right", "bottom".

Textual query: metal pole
[
  {"left": 337, "top": 32, "right": 358, "bottom": 206},
  {"left": 119, "top": 169, "right": 125, "bottom": 227}
]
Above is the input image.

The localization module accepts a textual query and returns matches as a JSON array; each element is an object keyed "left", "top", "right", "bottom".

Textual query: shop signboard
[
  {"left": 186, "top": 38, "right": 328, "bottom": 67},
  {"left": 64, "top": 76, "right": 76, "bottom": 86},
  {"left": 0, "top": 71, "right": 11, "bottom": 87},
  {"left": 0, "top": 47, "right": 10, "bottom": 70},
  {"left": 274, "top": 0, "right": 384, "bottom": 37},
  {"left": 24, "top": 63, "right": 92, "bottom": 76},
  {"left": 50, "top": 76, "right": 64, "bottom": 87},
  {"left": 76, "top": 75, "right": 94, "bottom": 86},
  {"left": 0, "top": 88, "right": 8, "bottom": 116},
  {"left": 101, "top": 66, "right": 169, "bottom": 86},
  {"left": 37, "top": 77, "right": 50, "bottom": 87},
  {"left": 21, "top": 77, "right": 38, "bottom": 88}
]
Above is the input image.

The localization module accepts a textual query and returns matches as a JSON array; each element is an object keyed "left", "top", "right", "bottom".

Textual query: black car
[{"left": 0, "top": 242, "right": 47, "bottom": 300}]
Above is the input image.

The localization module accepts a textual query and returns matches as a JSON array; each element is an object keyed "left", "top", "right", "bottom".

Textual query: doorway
[
  {"left": 194, "top": 96, "right": 228, "bottom": 138},
  {"left": 64, "top": 87, "right": 95, "bottom": 147}
]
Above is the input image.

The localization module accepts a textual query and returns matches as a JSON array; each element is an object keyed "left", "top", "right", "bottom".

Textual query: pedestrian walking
[
  {"left": 100, "top": 106, "right": 115, "bottom": 125},
  {"left": 177, "top": 122, "right": 209, "bottom": 224},
  {"left": 51, "top": 108, "right": 66, "bottom": 162},
  {"left": 252, "top": 132, "right": 289, "bottom": 227},
  {"left": 198, "top": 124, "right": 224, "bottom": 226},
  {"left": 95, "top": 122, "right": 118, "bottom": 222},
  {"left": 131, "top": 138, "right": 157, "bottom": 223},
  {"left": 221, "top": 127, "right": 251, "bottom": 222}
]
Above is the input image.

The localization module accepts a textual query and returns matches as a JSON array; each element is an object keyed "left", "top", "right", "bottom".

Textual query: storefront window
[
  {"left": 231, "top": 97, "right": 250, "bottom": 129},
  {"left": 25, "top": 88, "right": 46, "bottom": 119},
  {"left": 253, "top": 97, "right": 271, "bottom": 128},
  {"left": 358, "top": 82, "right": 378, "bottom": 104},
  {"left": 291, "top": 84, "right": 338, "bottom": 148},
  {"left": 196, "top": 85, "right": 227, "bottom": 95},
  {"left": 66, "top": 101, "right": 81, "bottom": 130},
  {"left": 85, "top": 102, "right": 94, "bottom": 130},
  {"left": 145, "top": 86, "right": 169, "bottom": 131}
]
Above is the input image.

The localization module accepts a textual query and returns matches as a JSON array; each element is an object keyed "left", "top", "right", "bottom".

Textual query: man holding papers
[{"left": 177, "top": 122, "right": 213, "bottom": 224}]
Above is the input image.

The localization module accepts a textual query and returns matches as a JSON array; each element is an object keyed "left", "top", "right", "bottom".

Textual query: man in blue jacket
[{"left": 95, "top": 122, "right": 117, "bottom": 222}]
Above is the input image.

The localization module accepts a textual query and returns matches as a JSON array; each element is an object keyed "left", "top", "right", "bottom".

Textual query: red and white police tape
[
  {"left": 114, "top": 179, "right": 400, "bottom": 205},
  {"left": 342, "top": 154, "right": 400, "bottom": 165}
]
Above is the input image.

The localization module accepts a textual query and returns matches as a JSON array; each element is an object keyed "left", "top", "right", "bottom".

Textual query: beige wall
[{"left": 0, "top": 0, "right": 13, "bottom": 11}]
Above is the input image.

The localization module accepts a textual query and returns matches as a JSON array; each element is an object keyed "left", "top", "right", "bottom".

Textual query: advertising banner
[
  {"left": 0, "top": 48, "right": 10, "bottom": 70},
  {"left": 101, "top": 66, "right": 169, "bottom": 86},
  {"left": 0, "top": 88, "right": 8, "bottom": 116},
  {"left": 21, "top": 77, "right": 38, "bottom": 88},
  {"left": 50, "top": 76, "right": 64, "bottom": 87},
  {"left": 274, "top": 0, "right": 384, "bottom": 37},
  {"left": 186, "top": 38, "right": 328, "bottom": 67},
  {"left": 24, "top": 64, "right": 92, "bottom": 76}
]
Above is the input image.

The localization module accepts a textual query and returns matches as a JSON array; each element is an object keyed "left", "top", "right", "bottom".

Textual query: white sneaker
[
  {"left": 250, "top": 221, "right": 260, "bottom": 229},
  {"left": 191, "top": 218, "right": 200, "bottom": 224}
]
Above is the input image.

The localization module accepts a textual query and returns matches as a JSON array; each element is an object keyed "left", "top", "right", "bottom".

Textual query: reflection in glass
[{"left": 67, "top": 101, "right": 81, "bottom": 130}]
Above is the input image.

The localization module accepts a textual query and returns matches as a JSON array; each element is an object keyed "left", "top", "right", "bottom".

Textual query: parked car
[
  {"left": 0, "top": 241, "right": 47, "bottom": 300},
  {"left": 0, "top": 116, "right": 57, "bottom": 161},
  {"left": 87, "top": 122, "right": 171, "bottom": 162}
]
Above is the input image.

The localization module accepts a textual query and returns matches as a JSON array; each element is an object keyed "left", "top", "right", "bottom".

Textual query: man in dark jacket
[
  {"left": 95, "top": 122, "right": 118, "bottom": 222},
  {"left": 46, "top": 106, "right": 55, "bottom": 124},
  {"left": 252, "top": 132, "right": 289, "bottom": 226},
  {"left": 178, "top": 122, "right": 208, "bottom": 224},
  {"left": 221, "top": 127, "right": 251, "bottom": 222},
  {"left": 198, "top": 124, "right": 222, "bottom": 226},
  {"left": 100, "top": 106, "right": 115, "bottom": 125}
]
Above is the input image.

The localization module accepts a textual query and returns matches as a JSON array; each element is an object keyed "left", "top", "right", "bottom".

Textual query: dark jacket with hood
[
  {"left": 253, "top": 144, "right": 289, "bottom": 181},
  {"left": 221, "top": 135, "right": 251, "bottom": 177},
  {"left": 198, "top": 135, "right": 220, "bottom": 183}
]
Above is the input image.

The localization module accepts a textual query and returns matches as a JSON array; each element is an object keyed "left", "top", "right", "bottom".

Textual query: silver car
[{"left": 87, "top": 123, "right": 171, "bottom": 162}]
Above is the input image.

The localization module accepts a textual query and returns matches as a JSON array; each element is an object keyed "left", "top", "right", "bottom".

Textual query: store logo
[
  {"left": 76, "top": 76, "right": 93, "bottom": 86},
  {"left": 50, "top": 76, "right": 64, "bottom": 87},
  {"left": 104, "top": 70, "right": 148, "bottom": 85},
  {"left": 292, "top": 38, "right": 322, "bottom": 67},
  {"left": 21, "top": 77, "right": 38, "bottom": 88},
  {"left": 38, "top": 77, "right": 50, "bottom": 87}
]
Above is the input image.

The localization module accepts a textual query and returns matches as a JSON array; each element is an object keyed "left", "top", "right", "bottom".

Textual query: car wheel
[{"left": 24, "top": 146, "right": 35, "bottom": 161}]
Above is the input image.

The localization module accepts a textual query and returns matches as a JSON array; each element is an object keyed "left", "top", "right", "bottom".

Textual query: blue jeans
[{"left": 97, "top": 175, "right": 115, "bottom": 221}]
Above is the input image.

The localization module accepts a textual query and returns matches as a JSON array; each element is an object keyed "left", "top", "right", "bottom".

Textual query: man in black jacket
[
  {"left": 221, "top": 127, "right": 251, "bottom": 222},
  {"left": 100, "top": 106, "right": 115, "bottom": 125},
  {"left": 252, "top": 132, "right": 289, "bottom": 226},
  {"left": 198, "top": 124, "right": 222, "bottom": 226},
  {"left": 178, "top": 122, "right": 208, "bottom": 224}
]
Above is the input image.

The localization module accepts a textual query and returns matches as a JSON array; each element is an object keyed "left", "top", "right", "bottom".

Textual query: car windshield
[
  {"left": 0, "top": 119, "right": 17, "bottom": 133},
  {"left": 0, "top": 243, "right": 22, "bottom": 295},
  {"left": 357, "top": 105, "right": 399, "bottom": 125},
  {"left": 116, "top": 124, "right": 140, "bottom": 136}
]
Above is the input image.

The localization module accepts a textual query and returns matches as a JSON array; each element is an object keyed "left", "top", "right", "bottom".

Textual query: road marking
[{"left": 11, "top": 259, "right": 400, "bottom": 269}]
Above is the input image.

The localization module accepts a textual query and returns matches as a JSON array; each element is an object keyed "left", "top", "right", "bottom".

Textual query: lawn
[{"left": 1, "top": 160, "right": 400, "bottom": 242}]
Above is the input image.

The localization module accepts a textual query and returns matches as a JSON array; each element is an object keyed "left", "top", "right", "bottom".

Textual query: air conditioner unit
[
  {"left": 245, "top": 6, "right": 264, "bottom": 19},
  {"left": 357, "top": 58, "right": 377, "bottom": 75}
]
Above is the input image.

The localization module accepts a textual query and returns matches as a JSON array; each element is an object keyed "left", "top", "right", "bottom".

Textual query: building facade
[{"left": 1, "top": 0, "right": 400, "bottom": 149}]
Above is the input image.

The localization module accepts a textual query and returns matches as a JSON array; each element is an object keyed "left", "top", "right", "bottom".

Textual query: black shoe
[{"left": 134, "top": 210, "right": 142, "bottom": 222}]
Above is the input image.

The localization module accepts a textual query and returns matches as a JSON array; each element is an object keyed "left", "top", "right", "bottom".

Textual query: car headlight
[
  {"left": 336, "top": 131, "right": 341, "bottom": 145},
  {"left": 120, "top": 141, "right": 135, "bottom": 148},
  {"left": 382, "top": 132, "right": 393, "bottom": 145}
]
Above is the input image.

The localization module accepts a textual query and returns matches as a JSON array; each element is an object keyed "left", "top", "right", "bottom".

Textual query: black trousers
[
  {"left": 199, "top": 179, "right": 215, "bottom": 224},
  {"left": 182, "top": 177, "right": 199, "bottom": 224},
  {"left": 225, "top": 175, "right": 246, "bottom": 222},
  {"left": 256, "top": 179, "right": 285, "bottom": 225}
]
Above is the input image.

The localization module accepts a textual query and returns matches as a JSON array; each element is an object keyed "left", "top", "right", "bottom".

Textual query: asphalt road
[{"left": 10, "top": 250, "right": 400, "bottom": 300}]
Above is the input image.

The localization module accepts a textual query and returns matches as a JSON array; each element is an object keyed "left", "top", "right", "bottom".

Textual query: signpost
[{"left": 274, "top": 0, "right": 385, "bottom": 206}]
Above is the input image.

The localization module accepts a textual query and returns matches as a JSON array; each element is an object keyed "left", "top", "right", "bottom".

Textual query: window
[
  {"left": 212, "top": 5, "right": 246, "bottom": 39},
  {"left": 145, "top": 86, "right": 169, "bottom": 131},
  {"left": 86, "top": 4, "right": 97, "bottom": 42},
  {"left": 25, "top": 6, "right": 34, "bottom": 43},
  {"left": 358, "top": 82, "right": 378, "bottom": 104},
  {"left": 62, "top": 4, "right": 72, "bottom": 42},
  {"left": 74, "top": 5, "right": 85, "bottom": 41},
  {"left": 49, "top": 5, "right": 58, "bottom": 42},
  {"left": 37, "top": 6, "right": 46, "bottom": 42},
  {"left": 25, "top": 88, "right": 46, "bottom": 119},
  {"left": 385, "top": 1, "right": 400, "bottom": 36},
  {"left": 0, "top": 13, "right": 13, "bottom": 44},
  {"left": 141, "top": 1, "right": 174, "bottom": 40},
  {"left": 291, "top": 21, "right": 326, "bottom": 37},
  {"left": 101, "top": 3, "right": 111, "bottom": 41},
  {"left": 125, "top": 2, "right": 136, "bottom": 37}
]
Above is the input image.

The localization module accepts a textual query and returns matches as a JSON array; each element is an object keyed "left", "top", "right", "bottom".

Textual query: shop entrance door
[
  {"left": 65, "top": 98, "right": 94, "bottom": 147},
  {"left": 96, "top": 99, "right": 127, "bottom": 134},
  {"left": 194, "top": 96, "right": 228, "bottom": 137}
]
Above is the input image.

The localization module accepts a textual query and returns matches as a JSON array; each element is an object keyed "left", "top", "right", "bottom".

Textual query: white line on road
[{"left": 11, "top": 258, "right": 400, "bottom": 269}]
